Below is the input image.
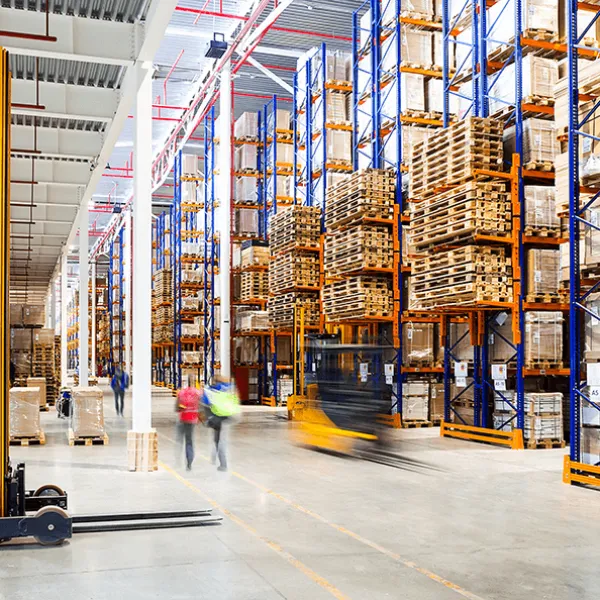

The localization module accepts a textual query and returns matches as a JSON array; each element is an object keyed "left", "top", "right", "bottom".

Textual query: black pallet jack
[{"left": 1, "top": 462, "right": 222, "bottom": 546}]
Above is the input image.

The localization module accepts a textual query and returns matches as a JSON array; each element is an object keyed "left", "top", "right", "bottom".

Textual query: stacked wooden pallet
[
  {"left": 241, "top": 270, "right": 269, "bottom": 301},
  {"left": 270, "top": 253, "right": 319, "bottom": 293},
  {"left": 408, "top": 119, "right": 513, "bottom": 311},
  {"left": 410, "top": 245, "right": 513, "bottom": 309},
  {"left": 323, "top": 276, "right": 393, "bottom": 321},
  {"left": 323, "top": 169, "right": 396, "bottom": 321},
  {"left": 269, "top": 292, "right": 320, "bottom": 329},
  {"left": 409, "top": 117, "right": 503, "bottom": 199},
  {"left": 268, "top": 206, "right": 322, "bottom": 329},
  {"left": 153, "top": 268, "right": 173, "bottom": 307},
  {"left": 409, "top": 181, "right": 512, "bottom": 250}
]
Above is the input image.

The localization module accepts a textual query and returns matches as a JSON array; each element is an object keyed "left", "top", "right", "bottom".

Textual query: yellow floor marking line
[
  {"left": 160, "top": 433, "right": 486, "bottom": 600},
  {"left": 159, "top": 461, "right": 350, "bottom": 600}
]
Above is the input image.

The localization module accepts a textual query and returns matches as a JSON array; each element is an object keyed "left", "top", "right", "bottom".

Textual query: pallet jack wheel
[
  {"left": 33, "top": 506, "right": 70, "bottom": 546},
  {"left": 34, "top": 484, "right": 65, "bottom": 497}
]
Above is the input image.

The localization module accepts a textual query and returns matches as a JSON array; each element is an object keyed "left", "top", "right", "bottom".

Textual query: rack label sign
[
  {"left": 491, "top": 364, "right": 507, "bottom": 380},
  {"left": 454, "top": 361, "right": 468, "bottom": 377}
]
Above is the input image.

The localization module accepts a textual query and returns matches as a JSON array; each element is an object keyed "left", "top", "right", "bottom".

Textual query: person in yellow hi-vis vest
[{"left": 203, "top": 375, "right": 241, "bottom": 472}]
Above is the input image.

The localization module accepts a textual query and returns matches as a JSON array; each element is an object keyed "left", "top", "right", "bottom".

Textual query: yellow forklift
[{"left": 289, "top": 306, "right": 391, "bottom": 454}]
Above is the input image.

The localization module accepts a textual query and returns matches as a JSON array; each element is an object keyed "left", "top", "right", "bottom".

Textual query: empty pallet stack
[
  {"left": 268, "top": 205, "right": 321, "bottom": 330},
  {"left": 323, "top": 169, "right": 395, "bottom": 322},
  {"left": 409, "top": 117, "right": 513, "bottom": 311}
]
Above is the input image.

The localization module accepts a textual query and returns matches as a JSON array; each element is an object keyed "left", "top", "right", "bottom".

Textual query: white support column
[
  {"left": 124, "top": 209, "right": 132, "bottom": 376},
  {"left": 91, "top": 261, "right": 97, "bottom": 376},
  {"left": 79, "top": 198, "right": 89, "bottom": 387},
  {"left": 219, "top": 61, "right": 232, "bottom": 380},
  {"left": 132, "top": 64, "right": 153, "bottom": 434},
  {"left": 60, "top": 253, "right": 68, "bottom": 386}
]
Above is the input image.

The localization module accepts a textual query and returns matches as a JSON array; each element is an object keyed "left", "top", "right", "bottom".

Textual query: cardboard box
[
  {"left": 524, "top": 311, "right": 563, "bottom": 365},
  {"left": 235, "top": 176, "right": 258, "bottom": 203},
  {"left": 234, "top": 145, "right": 258, "bottom": 171},
  {"left": 234, "top": 208, "right": 259, "bottom": 236},
  {"left": 9, "top": 387, "right": 41, "bottom": 438},
  {"left": 524, "top": 186, "right": 560, "bottom": 232},
  {"left": 401, "top": 28, "right": 433, "bottom": 67},
  {"left": 582, "top": 426, "right": 600, "bottom": 465},
  {"left": 402, "top": 392, "right": 429, "bottom": 421},
  {"left": 430, "top": 382, "right": 445, "bottom": 422},
  {"left": 22, "top": 305, "right": 46, "bottom": 326},
  {"left": 27, "top": 377, "right": 47, "bottom": 407},
  {"left": 526, "top": 248, "right": 560, "bottom": 297},
  {"left": 525, "top": 392, "right": 562, "bottom": 415},
  {"left": 489, "top": 314, "right": 516, "bottom": 363},
  {"left": 504, "top": 118, "right": 558, "bottom": 166},
  {"left": 234, "top": 112, "right": 259, "bottom": 140},
  {"left": 72, "top": 387, "right": 105, "bottom": 438},
  {"left": 585, "top": 293, "right": 600, "bottom": 362},
  {"left": 127, "top": 430, "right": 158, "bottom": 472},
  {"left": 525, "top": 415, "right": 563, "bottom": 442},
  {"left": 403, "top": 322, "right": 436, "bottom": 366},
  {"left": 241, "top": 241, "right": 269, "bottom": 268}
]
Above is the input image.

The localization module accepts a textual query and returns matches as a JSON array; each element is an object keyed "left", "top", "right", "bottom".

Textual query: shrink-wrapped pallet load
[
  {"left": 402, "top": 382, "right": 430, "bottom": 421},
  {"left": 526, "top": 248, "right": 562, "bottom": 301},
  {"left": 9, "top": 387, "right": 42, "bottom": 439},
  {"left": 27, "top": 377, "right": 46, "bottom": 409},
  {"left": 524, "top": 186, "right": 561, "bottom": 237},
  {"left": 430, "top": 383, "right": 445, "bottom": 424},
  {"left": 524, "top": 311, "right": 564, "bottom": 368},
  {"left": 403, "top": 322, "right": 436, "bottom": 366},
  {"left": 504, "top": 118, "right": 558, "bottom": 170},
  {"left": 71, "top": 387, "right": 106, "bottom": 440}
]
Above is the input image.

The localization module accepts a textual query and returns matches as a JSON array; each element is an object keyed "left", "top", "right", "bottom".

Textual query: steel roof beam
[{"left": 0, "top": 8, "right": 140, "bottom": 66}]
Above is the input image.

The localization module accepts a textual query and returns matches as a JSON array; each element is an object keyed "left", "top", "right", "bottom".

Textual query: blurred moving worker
[
  {"left": 111, "top": 365, "right": 129, "bottom": 417},
  {"left": 177, "top": 378, "right": 202, "bottom": 470},
  {"left": 204, "top": 376, "right": 241, "bottom": 472}
]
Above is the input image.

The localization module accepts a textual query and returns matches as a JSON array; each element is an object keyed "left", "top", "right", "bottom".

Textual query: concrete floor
[{"left": 1, "top": 384, "right": 599, "bottom": 600}]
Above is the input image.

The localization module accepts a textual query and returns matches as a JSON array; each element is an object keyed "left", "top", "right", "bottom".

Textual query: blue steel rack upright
[
  {"left": 564, "top": 0, "right": 600, "bottom": 486},
  {"left": 203, "top": 108, "right": 218, "bottom": 386},
  {"left": 352, "top": 0, "right": 447, "bottom": 427},
  {"left": 262, "top": 95, "right": 295, "bottom": 405},
  {"left": 107, "top": 226, "right": 125, "bottom": 372}
]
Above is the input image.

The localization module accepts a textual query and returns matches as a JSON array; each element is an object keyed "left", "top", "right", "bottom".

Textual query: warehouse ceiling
[{"left": 4, "top": 0, "right": 365, "bottom": 303}]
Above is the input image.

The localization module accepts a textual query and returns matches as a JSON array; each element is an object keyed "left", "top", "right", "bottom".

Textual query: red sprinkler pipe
[
  {"left": 175, "top": 6, "right": 353, "bottom": 42},
  {"left": 164, "top": 49, "right": 185, "bottom": 106}
]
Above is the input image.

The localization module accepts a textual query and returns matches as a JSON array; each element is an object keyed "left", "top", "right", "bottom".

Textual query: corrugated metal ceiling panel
[{"left": 0, "top": 0, "right": 148, "bottom": 22}]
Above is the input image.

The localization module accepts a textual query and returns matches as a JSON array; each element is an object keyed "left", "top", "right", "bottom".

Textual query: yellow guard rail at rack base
[
  {"left": 563, "top": 455, "right": 600, "bottom": 487},
  {"left": 440, "top": 421, "right": 524, "bottom": 450}
]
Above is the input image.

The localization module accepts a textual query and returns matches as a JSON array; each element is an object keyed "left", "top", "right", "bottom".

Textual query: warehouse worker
[
  {"left": 204, "top": 376, "right": 241, "bottom": 472},
  {"left": 177, "top": 378, "right": 202, "bottom": 470},
  {"left": 110, "top": 365, "right": 129, "bottom": 417}
]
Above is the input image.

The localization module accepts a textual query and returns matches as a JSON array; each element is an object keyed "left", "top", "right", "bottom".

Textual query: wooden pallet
[
  {"left": 68, "top": 429, "right": 110, "bottom": 446},
  {"left": 526, "top": 438, "right": 565, "bottom": 450},
  {"left": 524, "top": 360, "right": 564, "bottom": 370},
  {"left": 525, "top": 292, "right": 568, "bottom": 304},
  {"left": 402, "top": 420, "right": 433, "bottom": 428},
  {"left": 10, "top": 431, "right": 46, "bottom": 446},
  {"left": 523, "top": 226, "right": 562, "bottom": 238},
  {"left": 523, "top": 160, "right": 554, "bottom": 172}
]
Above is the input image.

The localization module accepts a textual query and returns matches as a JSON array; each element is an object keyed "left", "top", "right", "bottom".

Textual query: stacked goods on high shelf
[
  {"left": 54, "top": 335, "right": 60, "bottom": 381},
  {"left": 32, "top": 328, "right": 57, "bottom": 407},
  {"left": 524, "top": 186, "right": 561, "bottom": 237},
  {"left": 408, "top": 118, "right": 513, "bottom": 311},
  {"left": 9, "top": 387, "right": 45, "bottom": 444},
  {"left": 525, "top": 248, "right": 565, "bottom": 303},
  {"left": 524, "top": 311, "right": 564, "bottom": 369},
  {"left": 323, "top": 170, "right": 395, "bottom": 321},
  {"left": 97, "top": 311, "right": 110, "bottom": 370},
  {"left": 69, "top": 387, "right": 108, "bottom": 445},
  {"left": 240, "top": 241, "right": 269, "bottom": 303},
  {"left": 10, "top": 303, "right": 47, "bottom": 386},
  {"left": 402, "top": 322, "right": 437, "bottom": 367},
  {"left": 505, "top": 118, "right": 558, "bottom": 172},
  {"left": 268, "top": 206, "right": 321, "bottom": 329},
  {"left": 494, "top": 392, "right": 564, "bottom": 448},
  {"left": 152, "top": 268, "right": 173, "bottom": 344}
]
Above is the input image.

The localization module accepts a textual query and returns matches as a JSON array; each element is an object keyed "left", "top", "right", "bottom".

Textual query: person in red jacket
[{"left": 177, "top": 380, "right": 202, "bottom": 470}]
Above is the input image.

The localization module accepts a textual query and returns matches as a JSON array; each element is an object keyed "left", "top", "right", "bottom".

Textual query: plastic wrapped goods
[
  {"left": 234, "top": 145, "right": 258, "bottom": 172},
  {"left": 582, "top": 427, "right": 600, "bottom": 466},
  {"left": 402, "top": 322, "right": 435, "bottom": 366},
  {"left": 524, "top": 186, "right": 560, "bottom": 234},
  {"left": 235, "top": 177, "right": 258, "bottom": 203},
  {"left": 27, "top": 377, "right": 47, "bottom": 408},
  {"left": 402, "top": 382, "right": 429, "bottom": 421},
  {"left": 10, "top": 387, "right": 41, "bottom": 438},
  {"left": 524, "top": 311, "right": 563, "bottom": 366},
  {"left": 585, "top": 293, "right": 600, "bottom": 362},
  {"left": 430, "top": 383, "right": 445, "bottom": 423},
  {"left": 72, "top": 387, "right": 105, "bottom": 438},
  {"left": 526, "top": 248, "right": 560, "bottom": 298},
  {"left": 505, "top": 118, "right": 558, "bottom": 166},
  {"left": 401, "top": 28, "right": 433, "bottom": 67},
  {"left": 234, "top": 208, "right": 259, "bottom": 236},
  {"left": 234, "top": 112, "right": 259, "bottom": 140}
]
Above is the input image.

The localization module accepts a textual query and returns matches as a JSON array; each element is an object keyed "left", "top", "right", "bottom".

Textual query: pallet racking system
[
  {"left": 564, "top": 0, "right": 600, "bottom": 486},
  {"left": 107, "top": 226, "right": 125, "bottom": 372},
  {"left": 438, "top": 0, "right": 569, "bottom": 448}
]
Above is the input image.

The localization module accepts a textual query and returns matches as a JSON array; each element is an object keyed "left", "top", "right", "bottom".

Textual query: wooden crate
[
  {"left": 323, "top": 276, "right": 393, "bottom": 321},
  {"left": 409, "top": 181, "right": 511, "bottom": 250},
  {"left": 410, "top": 117, "right": 504, "bottom": 199},
  {"left": 270, "top": 252, "right": 320, "bottom": 293},
  {"left": 269, "top": 205, "right": 321, "bottom": 255},
  {"left": 325, "top": 224, "right": 393, "bottom": 276}
]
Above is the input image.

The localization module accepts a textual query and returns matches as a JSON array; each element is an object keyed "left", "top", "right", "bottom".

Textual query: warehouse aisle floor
[{"left": 2, "top": 384, "right": 599, "bottom": 600}]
